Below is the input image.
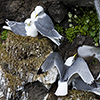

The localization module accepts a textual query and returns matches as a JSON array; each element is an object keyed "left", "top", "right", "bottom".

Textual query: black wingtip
[
  {"left": 90, "top": 80, "right": 97, "bottom": 88},
  {"left": 37, "top": 68, "right": 44, "bottom": 75}
]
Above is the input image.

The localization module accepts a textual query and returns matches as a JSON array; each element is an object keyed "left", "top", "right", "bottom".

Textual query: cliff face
[
  {"left": 0, "top": 0, "right": 94, "bottom": 32},
  {"left": 1, "top": 0, "right": 100, "bottom": 100}
]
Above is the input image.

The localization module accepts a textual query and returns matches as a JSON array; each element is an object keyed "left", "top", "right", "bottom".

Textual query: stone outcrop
[
  {"left": 0, "top": 31, "right": 53, "bottom": 99},
  {"left": 0, "top": 0, "right": 94, "bottom": 32}
]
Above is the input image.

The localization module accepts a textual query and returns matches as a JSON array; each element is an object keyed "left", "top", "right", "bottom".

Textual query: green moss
[
  {"left": 1, "top": 30, "right": 8, "bottom": 40},
  {"left": 55, "top": 7, "right": 100, "bottom": 43},
  {"left": 73, "top": 8, "right": 100, "bottom": 43},
  {"left": 55, "top": 24, "right": 64, "bottom": 34}
]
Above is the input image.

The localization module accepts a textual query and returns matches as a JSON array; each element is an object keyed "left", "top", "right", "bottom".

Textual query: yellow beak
[
  {"left": 27, "top": 23, "right": 30, "bottom": 26},
  {"left": 35, "top": 14, "right": 38, "bottom": 18},
  {"left": 74, "top": 53, "right": 77, "bottom": 58}
]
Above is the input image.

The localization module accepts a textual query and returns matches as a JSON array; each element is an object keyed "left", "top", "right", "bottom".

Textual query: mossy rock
[
  {"left": 0, "top": 31, "right": 53, "bottom": 90},
  {"left": 59, "top": 89, "right": 99, "bottom": 100}
]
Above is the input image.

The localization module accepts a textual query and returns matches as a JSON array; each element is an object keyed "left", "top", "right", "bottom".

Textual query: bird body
[
  {"left": 24, "top": 18, "right": 38, "bottom": 37},
  {"left": 34, "top": 6, "right": 63, "bottom": 46},
  {"left": 37, "top": 52, "right": 94, "bottom": 96},
  {"left": 2, "top": 18, "right": 38, "bottom": 37}
]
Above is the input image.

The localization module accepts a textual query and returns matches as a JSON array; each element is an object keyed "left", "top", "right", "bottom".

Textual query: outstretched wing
[
  {"left": 7, "top": 21, "right": 27, "bottom": 36},
  {"left": 40, "top": 52, "right": 57, "bottom": 72},
  {"left": 55, "top": 52, "right": 67, "bottom": 81},
  {"left": 63, "top": 57, "right": 94, "bottom": 84}
]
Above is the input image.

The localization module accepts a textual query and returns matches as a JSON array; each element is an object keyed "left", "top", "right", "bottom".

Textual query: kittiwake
[
  {"left": 55, "top": 57, "right": 94, "bottom": 96},
  {"left": 34, "top": 6, "right": 63, "bottom": 46},
  {"left": 37, "top": 52, "right": 94, "bottom": 96},
  {"left": 2, "top": 18, "right": 38, "bottom": 37},
  {"left": 78, "top": 45, "right": 100, "bottom": 61},
  {"left": 24, "top": 18, "right": 38, "bottom": 37}
]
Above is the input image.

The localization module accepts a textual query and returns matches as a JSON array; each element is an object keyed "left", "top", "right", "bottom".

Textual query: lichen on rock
[{"left": 0, "top": 31, "right": 53, "bottom": 97}]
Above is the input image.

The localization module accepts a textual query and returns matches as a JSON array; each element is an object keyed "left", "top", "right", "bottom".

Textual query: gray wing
[
  {"left": 63, "top": 57, "right": 94, "bottom": 84},
  {"left": 34, "top": 14, "right": 62, "bottom": 38},
  {"left": 8, "top": 21, "right": 27, "bottom": 36},
  {"left": 55, "top": 52, "right": 68, "bottom": 81},
  {"left": 72, "top": 77, "right": 94, "bottom": 90},
  {"left": 73, "top": 77, "right": 100, "bottom": 96},
  {"left": 40, "top": 52, "right": 57, "bottom": 72}
]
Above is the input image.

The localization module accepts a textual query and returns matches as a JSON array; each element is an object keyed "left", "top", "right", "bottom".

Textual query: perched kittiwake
[
  {"left": 34, "top": 6, "right": 63, "bottom": 46},
  {"left": 37, "top": 52, "right": 94, "bottom": 96},
  {"left": 78, "top": 45, "right": 100, "bottom": 61},
  {"left": 2, "top": 18, "right": 38, "bottom": 37},
  {"left": 72, "top": 77, "right": 100, "bottom": 96}
]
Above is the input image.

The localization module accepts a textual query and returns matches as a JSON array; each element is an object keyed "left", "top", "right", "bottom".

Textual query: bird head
[
  {"left": 64, "top": 53, "right": 77, "bottom": 66},
  {"left": 24, "top": 18, "right": 32, "bottom": 26},
  {"left": 35, "top": 6, "right": 44, "bottom": 18}
]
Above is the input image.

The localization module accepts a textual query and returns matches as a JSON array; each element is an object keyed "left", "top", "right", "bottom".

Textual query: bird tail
[
  {"left": 49, "top": 37, "right": 61, "bottom": 46},
  {"left": 2, "top": 26, "right": 11, "bottom": 30},
  {"left": 53, "top": 29, "right": 62, "bottom": 39},
  {"left": 5, "top": 19, "right": 10, "bottom": 25}
]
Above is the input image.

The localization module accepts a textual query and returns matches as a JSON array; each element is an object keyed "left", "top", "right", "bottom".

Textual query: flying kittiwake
[
  {"left": 55, "top": 57, "right": 94, "bottom": 96},
  {"left": 37, "top": 52, "right": 94, "bottom": 96}
]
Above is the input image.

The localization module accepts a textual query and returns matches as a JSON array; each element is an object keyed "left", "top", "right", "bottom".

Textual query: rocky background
[
  {"left": 0, "top": 0, "right": 100, "bottom": 100},
  {"left": 0, "top": 0, "right": 94, "bottom": 33}
]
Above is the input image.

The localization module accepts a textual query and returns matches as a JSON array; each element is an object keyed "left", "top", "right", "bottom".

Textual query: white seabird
[
  {"left": 77, "top": 45, "right": 100, "bottom": 61},
  {"left": 37, "top": 52, "right": 94, "bottom": 96},
  {"left": 2, "top": 18, "right": 38, "bottom": 37},
  {"left": 34, "top": 6, "right": 63, "bottom": 46}
]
